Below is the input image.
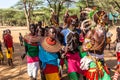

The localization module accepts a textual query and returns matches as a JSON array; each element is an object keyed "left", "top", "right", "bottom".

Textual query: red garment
[
  {"left": 86, "top": 68, "right": 98, "bottom": 80},
  {"left": 117, "top": 52, "right": 120, "bottom": 62},
  {"left": 43, "top": 64, "right": 59, "bottom": 74},
  {"left": 60, "top": 58, "right": 64, "bottom": 66},
  {"left": 4, "top": 34, "right": 13, "bottom": 48},
  {"left": 79, "top": 34, "right": 84, "bottom": 43}
]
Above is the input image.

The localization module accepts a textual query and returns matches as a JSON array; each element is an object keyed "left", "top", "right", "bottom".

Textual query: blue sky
[{"left": 0, "top": 0, "right": 19, "bottom": 8}]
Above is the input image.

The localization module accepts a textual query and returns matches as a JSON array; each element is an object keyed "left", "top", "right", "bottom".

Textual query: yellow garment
[
  {"left": 0, "top": 51, "right": 3, "bottom": 59},
  {"left": 45, "top": 73, "right": 60, "bottom": 80},
  {"left": 6, "top": 47, "right": 13, "bottom": 59}
]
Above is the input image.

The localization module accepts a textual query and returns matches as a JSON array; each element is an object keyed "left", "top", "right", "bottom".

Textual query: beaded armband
[{"left": 84, "top": 38, "right": 92, "bottom": 49}]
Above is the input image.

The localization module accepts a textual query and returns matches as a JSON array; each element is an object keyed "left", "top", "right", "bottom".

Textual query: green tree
[
  {"left": 46, "top": 0, "right": 75, "bottom": 24},
  {"left": 14, "top": 0, "right": 43, "bottom": 29}
]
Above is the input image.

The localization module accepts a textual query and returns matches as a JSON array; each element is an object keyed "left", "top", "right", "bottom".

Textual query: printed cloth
[
  {"left": 86, "top": 60, "right": 111, "bottom": 80},
  {"left": 61, "top": 28, "right": 71, "bottom": 46},
  {"left": 88, "top": 52, "right": 104, "bottom": 59},
  {"left": 117, "top": 52, "right": 120, "bottom": 64}
]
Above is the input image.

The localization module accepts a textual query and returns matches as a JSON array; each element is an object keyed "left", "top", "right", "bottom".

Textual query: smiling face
[{"left": 47, "top": 27, "right": 56, "bottom": 39}]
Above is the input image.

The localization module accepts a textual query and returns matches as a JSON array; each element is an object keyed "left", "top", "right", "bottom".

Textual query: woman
[
  {"left": 25, "top": 27, "right": 62, "bottom": 80},
  {"left": 39, "top": 27, "right": 61, "bottom": 80},
  {"left": 4, "top": 29, "right": 14, "bottom": 67},
  {"left": 22, "top": 24, "right": 39, "bottom": 80}
]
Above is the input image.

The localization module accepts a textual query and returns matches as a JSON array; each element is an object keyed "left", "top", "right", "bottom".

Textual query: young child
[
  {"left": 0, "top": 40, "right": 4, "bottom": 65},
  {"left": 19, "top": 33, "right": 24, "bottom": 46}
]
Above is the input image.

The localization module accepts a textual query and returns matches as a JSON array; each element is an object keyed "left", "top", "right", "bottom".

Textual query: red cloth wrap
[
  {"left": 117, "top": 52, "right": 120, "bottom": 62},
  {"left": 4, "top": 34, "right": 13, "bottom": 47},
  {"left": 43, "top": 64, "right": 59, "bottom": 74}
]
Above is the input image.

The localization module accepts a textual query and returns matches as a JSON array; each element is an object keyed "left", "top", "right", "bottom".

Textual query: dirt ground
[{"left": 0, "top": 26, "right": 120, "bottom": 80}]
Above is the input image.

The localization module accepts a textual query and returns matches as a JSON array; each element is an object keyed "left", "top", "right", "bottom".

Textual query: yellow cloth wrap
[
  {"left": 0, "top": 51, "right": 3, "bottom": 59},
  {"left": 89, "top": 68, "right": 97, "bottom": 72},
  {"left": 45, "top": 73, "right": 60, "bottom": 80},
  {"left": 6, "top": 47, "right": 13, "bottom": 59}
]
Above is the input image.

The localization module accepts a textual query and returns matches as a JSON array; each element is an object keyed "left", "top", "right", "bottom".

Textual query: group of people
[
  {"left": 21, "top": 7, "right": 118, "bottom": 80},
  {"left": 0, "top": 7, "right": 120, "bottom": 80}
]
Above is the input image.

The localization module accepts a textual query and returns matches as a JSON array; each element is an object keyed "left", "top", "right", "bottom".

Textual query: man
[
  {"left": 4, "top": 29, "right": 14, "bottom": 67},
  {"left": 80, "top": 11, "right": 111, "bottom": 80},
  {"left": 61, "top": 10, "right": 82, "bottom": 80},
  {"left": 39, "top": 27, "right": 61, "bottom": 80}
]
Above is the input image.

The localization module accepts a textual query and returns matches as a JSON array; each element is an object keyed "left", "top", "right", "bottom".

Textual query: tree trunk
[
  {"left": 57, "top": 2, "right": 63, "bottom": 25},
  {"left": 23, "top": 0, "right": 30, "bottom": 30},
  {"left": 23, "top": 11, "right": 30, "bottom": 30},
  {"left": 26, "top": 16, "right": 30, "bottom": 29},
  {"left": 86, "top": 0, "right": 89, "bottom": 7},
  {"left": 1, "top": 21, "right": 3, "bottom": 26},
  {"left": 113, "top": 0, "right": 120, "bottom": 9},
  {"left": 0, "top": 20, "right": 3, "bottom": 26},
  {"left": 0, "top": 16, "right": 2, "bottom": 26}
]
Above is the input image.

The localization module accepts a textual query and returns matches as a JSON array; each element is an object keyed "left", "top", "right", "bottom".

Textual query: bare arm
[{"left": 82, "top": 30, "right": 93, "bottom": 51}]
